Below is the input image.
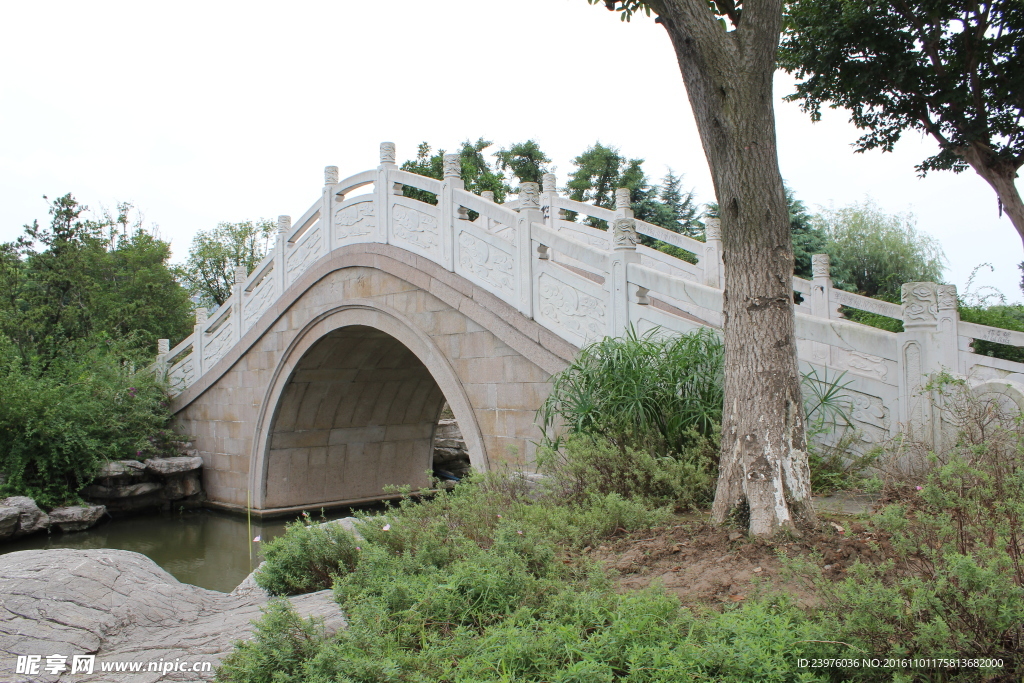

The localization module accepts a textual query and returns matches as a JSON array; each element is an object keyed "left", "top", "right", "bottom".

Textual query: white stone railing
[{"left": 157, "top": 142, "right": 1024, "bottom": 448}]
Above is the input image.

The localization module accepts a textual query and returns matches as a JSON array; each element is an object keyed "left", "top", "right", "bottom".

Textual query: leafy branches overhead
[
  {"left": 780, "top": 0, "right": 1024, "bottom": 245},
  {"left": 176, "top": 219, "right": 275, "bottom": 309}
]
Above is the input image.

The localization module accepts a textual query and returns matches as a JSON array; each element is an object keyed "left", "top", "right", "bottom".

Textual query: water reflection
[{"left": 0, "top": 506, "right": 377, "bottom": 593}]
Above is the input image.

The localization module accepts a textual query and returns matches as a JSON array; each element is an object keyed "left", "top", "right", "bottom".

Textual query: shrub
[
  {"left": 255, "top": 515, "right": 362, "bottom": 596},
  {"left": 537, "top": 433, "right": 717, "bottom": 511},
  {"left": 539, "top": 326, "right": 723, "bottom": 458},
  {"left": 811, "top": 377, "right": 1024, "bottom": 678},
  {"left": 0, "top": 335, "right": 180, "bottom": 507}
]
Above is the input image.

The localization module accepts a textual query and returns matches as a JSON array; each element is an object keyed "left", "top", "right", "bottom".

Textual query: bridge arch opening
[{"left": 258, "top": 317, "right": 481, "bottom": 511}]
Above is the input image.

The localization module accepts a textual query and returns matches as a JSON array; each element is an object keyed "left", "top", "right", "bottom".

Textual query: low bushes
[{"left": 0, "top": 335, "right": 181, "bottom": 507}]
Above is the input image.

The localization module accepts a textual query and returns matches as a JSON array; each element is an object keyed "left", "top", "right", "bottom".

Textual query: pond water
[{"left": 0, "top": 506, "right": 378, "bottom": 593}]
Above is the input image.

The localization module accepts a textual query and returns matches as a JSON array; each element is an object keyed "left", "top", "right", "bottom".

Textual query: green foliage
[
  {"left": 175, "top": 219, "right": 275, "bottom": 309},
  {"left": 538, "top": 434, "right": 717, "bottom": 511},
  {"left": 255, "top": 515, "right": 362, "bottom": 596},
  {"left": 494, "top": 139, "right": 552, "bottom": 185},
  {"left": 817, "top": 198, "right": 945, "bottom": 300},
  {"left": 958, "top": 304, "right": 1024, "bottom": 363},
  {"left": 1, "top": 195, "right": 192, "bottom": 360},
  {"left": 786, "top": 186, "right": 826, "bottom": 280},
  {"left": 780, "top": 0, "right": 1024, "bottom": 181},
  {"left": 811, "top": 379, "right": 1024, "bottom": 676},
  {"left": 0, "top": 335, "right": 179, "bottom": 507},
  {"left": 228, "top": 467, "right": 840, "bottom": 683},
  {"left": 539, "top": 326, "right": 724, "bottom": 458}
]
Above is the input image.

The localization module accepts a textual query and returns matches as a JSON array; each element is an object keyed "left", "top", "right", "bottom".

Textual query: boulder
[
  {"left": 0, "top": 549, "right": 345, "bottom": 682},
  {"left": 0, "top": 496, "right": 49, "bottom": 538},
  {"left": 81, "top": 481, "right": 163, "bottom": 499},
  {"left": 95, "top": 460, "right": 147, "bottom": 480},
  {"left": 144, "top": 456, "right": 203, "bottom": 477},
  {"left": 162, "top": 473, "right": 202, "bottom": 500},
  {"left": 47, "top": 504, "right": 107, "bottom": 532},
  {"left": 0, "top": 506, "right": 20, "bottom": 540}
]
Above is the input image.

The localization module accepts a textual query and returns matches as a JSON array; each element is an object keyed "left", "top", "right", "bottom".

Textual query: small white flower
[
  {"left": 252, "top": 535, "right": 261, "bottom": 543},
  {"left": 382, "top": 524, "right": 391, "bottom": 531}
]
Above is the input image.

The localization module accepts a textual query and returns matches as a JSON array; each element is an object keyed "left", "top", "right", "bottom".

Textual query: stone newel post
[
  {"left": 896, "top": 282, "right": 958, "bottom": 445},
  {"left": 376, "top": 142, "right": 396, "bottom": 245},
  {"left": 609, "top": 188, "right": 639, "bottom": 337},
  {"left": 515, "top": 180, "right": 541, "bottom": 318},
  {"left": 193, "top": 308, "right": 208, "bottom": 375},
  {"left": 324, "top": 165, "right": 339, "bottom": 249},
  {"left": 809, "top": 254, "right": 834, "bottom": 365},
  {"left": 541, "top": 173, "right": 563, "bottom": 230},
  {"left": 275, "top": 215, "right": 290, "bottom": 294},
  {"left": 703, "top": 217, "right": 723, "bottom": 288},
  {"left": 156, "top": 338, "right": 170, "bottom": 378},
  {"left": 233, "top": 265, "right": 247, "bottom": 342},
  {"left": 439, "top": 153, "right": 462, "bottom": 272}
]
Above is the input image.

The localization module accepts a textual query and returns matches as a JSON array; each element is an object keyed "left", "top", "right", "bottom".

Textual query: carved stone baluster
[
  {"left": 516, "top": 180, "right": 541, "bottom": 318},
  {"left": 233, "top": 265, "right": 246, "bottom": 343},
  {"left": 439, "top": 153, "right": 462, "bottom": 271},
  {"left": 156, "top": 338, "right": 170, "bottom": 379},
  {"left": 324, "top": 165, "right": 339, "bottom": 249},
  {"left": 897, "top": 282, "right": 943, "bottom": 445},
  {"left": 276, "top": 215, "right": 290, "bottom": 294},
  {"left": 608, "top": 212, "right": 639, "bottom": 338},
  {"left": 193, "top": 307, "right": 208, "bottom": 377},
  {"left": 809, "top": 254, "right": 833, "bottom": 366},
  {"left": 704, "top": 217, "right": 723, "bottom": 289},
  {"left": 541, "top": 173, "right": 563, "bottom": 230},
  {"left": 377, "top": 142, "right": 396, "bottom": 245}
]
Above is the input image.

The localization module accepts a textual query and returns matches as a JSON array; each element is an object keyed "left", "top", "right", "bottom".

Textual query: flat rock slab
[
  {"left": 47, "top": 505, "right": 107, "bottom": 532},
  {"left": 813, "top": 492, "right": 881, "bottom": 516},
  {"left": 145, "top": 456, "right": 203, "bottom": 477},
  {"left": 0, "top": 549, "right": 344, "bottom": 682},
  {"left": 0, "top": 497, "right": 49, "bottom": 538}
]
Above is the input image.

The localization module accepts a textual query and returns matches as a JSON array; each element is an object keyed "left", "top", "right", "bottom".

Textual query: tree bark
[
  {"left": 653, "top": 0, "right": 817, "bottom": 535},
  {"left": 959, "top": 143, "right": 1024, "bottom": 250}
]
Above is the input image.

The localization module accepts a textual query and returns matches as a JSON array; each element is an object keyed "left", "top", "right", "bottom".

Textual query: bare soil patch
[{"left": 584, "top": 515, "right": 892, "bottom": 608}]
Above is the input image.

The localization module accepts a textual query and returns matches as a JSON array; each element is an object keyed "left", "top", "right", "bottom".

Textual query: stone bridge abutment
[{"left": 171, "top": 243, "right": 576, "bottom": 514}]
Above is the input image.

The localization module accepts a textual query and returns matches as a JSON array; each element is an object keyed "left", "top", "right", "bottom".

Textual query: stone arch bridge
[{"left": 162, "top": 143, "right": 1024, "bottom": 515}]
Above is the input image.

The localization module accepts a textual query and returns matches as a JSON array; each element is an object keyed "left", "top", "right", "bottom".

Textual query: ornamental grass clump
[{"left": 538, "top": 326, "right": 723, "bottom": 458}]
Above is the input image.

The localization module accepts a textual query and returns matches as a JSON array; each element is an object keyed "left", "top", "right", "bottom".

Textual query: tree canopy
[
  {"left": 175, "top": 219, "right": 276, "bottom": 309},
  {"left": 780, "top": 0, "right": 1024, "bottom": 248}
]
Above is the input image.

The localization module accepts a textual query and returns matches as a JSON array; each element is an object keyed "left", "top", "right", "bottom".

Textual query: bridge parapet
[{"left": 159, "top": 143, "right": 1024, "bottom": 452}]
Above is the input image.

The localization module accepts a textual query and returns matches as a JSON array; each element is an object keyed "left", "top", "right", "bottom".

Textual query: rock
[
  {"left": 728, "top": 532, "right": 744, "bottom": 542},
  {"left": 0, "top": 506, "right": 20, "bottom": 540},
  {"left": 0, "top": 496, "right": 49, "bottom": 538},
  {"left": 81, "top": 481, "right": 163, "bottom": 499},
  {"left": 325, "top": 516, "right": 364, "bottom": 540},
  {"left": 230, "top": 562, "right": 270, "bottom": 600},
  {"left": 47, "top": 504, "right": 107, "bottom": 532},
  {"left": 144, "top": 456, "right": 203, "bottom": 476},
  {"left": 95, "top": 460, "right": 147, "bottom": 480},
  {"left": 0, "top": 549, "right": 345, "bottom": 682},
  {"left": 162, "top": 473, "right": 202, "bottom": 500}
]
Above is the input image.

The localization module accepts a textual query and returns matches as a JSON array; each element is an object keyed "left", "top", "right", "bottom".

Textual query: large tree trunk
[
  {"left": 655, "top": 0, "right": 817, "bottom": 535},
  {"left": 959, "top": 143, "right": 1024, "bottom": 249}
]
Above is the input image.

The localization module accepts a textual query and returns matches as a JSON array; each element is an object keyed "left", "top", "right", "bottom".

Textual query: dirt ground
[{"left": 584, "top": 512, "right": 892, "bottom": 608}]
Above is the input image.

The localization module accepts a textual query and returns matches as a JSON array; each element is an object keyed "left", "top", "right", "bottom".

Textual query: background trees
[
  {"left": 174, "top": 219, "right": 276, "bottom": 309},
  {"left": 780, "top": 0, "right": 1024, "bottom": 249}
]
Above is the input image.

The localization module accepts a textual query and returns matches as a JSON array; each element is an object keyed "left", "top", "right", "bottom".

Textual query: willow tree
[{"left": 590, "top": 0, "right": 816, "bottom": 535}]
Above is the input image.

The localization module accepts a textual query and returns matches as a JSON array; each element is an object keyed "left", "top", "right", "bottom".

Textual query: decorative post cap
[
  {"left": 542, "top": 173, "right": 557, "bottom": 194},
  {"left": 443, "top": 154, "right": 461, "bottom": 179},
  {"left": 195, "top": 308, "right": 208, "bottom": 325},
  {"left": 612, "top": 217, "right": 638, "bottom": 250},
  {"left": 901, "top": 282, "right": 940, "bottom": 327},
  {"left": 938, "top": 284, "right": 958, "bottom": 310},
  {"left": 518, "top": 181, "right": 540, "bottom": 211},
  {"left": 324, "top": 166, "right": 339, "bottom": 184},
  {"left": 157, "top": 339, "right": 170, "bottom": 355},
  {"left": 379, "top": 142, "right": 396, "bottom": 165},
  {"left": 234, "top": 265, "right": 247, "bottom": 284},
  {"left": 481, "top": 190, "right": 495, "bottom": 202},
  {"left": 615, "top": 188, "right": 631, "bottom": 211},
  {"left": 705, "top": 217, "right": 722, "bottom": 241},
  {"left": 811, "top": 254, "right": 830, "bottom": 279},
  {"left": 277, "top": 215, "right": 291, "bottom": 234}
]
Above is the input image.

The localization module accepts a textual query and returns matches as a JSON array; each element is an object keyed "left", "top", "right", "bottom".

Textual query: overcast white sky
[{"left": 1, "top": 0, "right": 1019, "bottom": 300}]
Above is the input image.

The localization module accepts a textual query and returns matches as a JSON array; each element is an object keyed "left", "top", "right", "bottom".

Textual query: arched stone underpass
[
  {"left": 264, "top": 325, "right": 446, "bottom": 509},
  {"left": 170, "top": 244, "right": 577, "bottom": 515}
]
